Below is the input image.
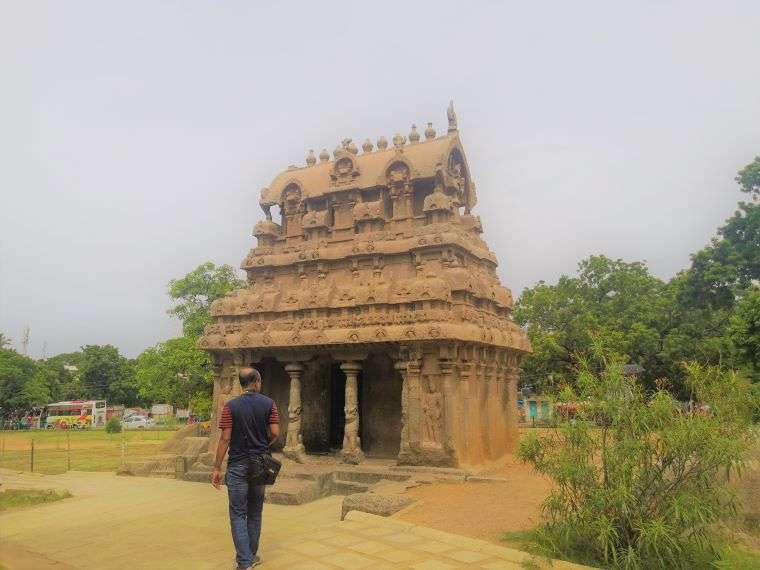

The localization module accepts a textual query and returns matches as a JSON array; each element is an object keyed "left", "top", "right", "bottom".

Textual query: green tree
[
  {"left": 736, "top": 155, "right": 760, "bottom": 199},
  {"left": 518, "top": 344, "right": 756, "bottom": 569},
  {"left": 678, "top": 201, "right": 760, "bottom": 312},
  {"left": 728, "top": 288, "right": 760, "bottom": 382},
  {"left": 79, "top": 345, "right": 138, "bottom": 405},
  {"left": 20, "top": 369, "right": 51, "bottom": 407},
  {"left": 40, "top": 352, "right": 85, "bottom": 401},
  {"left": 0, "top": 349, "right": 49, "bottom": 412},
  {"left": 134, "top": 336, "right": 212, "bottom": 408},
  {"left": 168, "top": 262, "right": 244, "bottom": 338},
  {"left": 514, "top": 255, "right": 669, "bottom": 391}
]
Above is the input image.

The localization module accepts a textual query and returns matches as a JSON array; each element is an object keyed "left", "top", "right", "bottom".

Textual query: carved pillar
[
  {"left": 230, "top": 350, "right": 245, "bottom": 397},
  {"left": 395, "top": 357, "right": 421, "bottom": 463},
  {"left": 458, "top": 360, "right": 472, "bottom": 464},
  {"left": 439, "top": 359, "right": 458, "bottom": 462},
  {"left": 283, "top": 363, "right": 306, "bottom": 463},
  {"left": 483, "top": 351, "right": 496, "bottom": 459},
  {"left": 505, "top": 353, "right": 521, "bottom": 452},
  {"left": 340, "top": 361, "right": 364, "bottom": 464}
]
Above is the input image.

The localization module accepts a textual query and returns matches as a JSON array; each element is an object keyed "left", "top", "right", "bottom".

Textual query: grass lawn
[
  {"left": 0, "top": 489, "right": 72, "bottom": 512},
  {"left": 0, "top": 428, "right": 178, "bottom": 474}
]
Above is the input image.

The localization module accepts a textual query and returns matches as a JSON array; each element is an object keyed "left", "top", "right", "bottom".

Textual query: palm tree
[{"left": 0, "top": 333, "right": 12, "bottom": 349}]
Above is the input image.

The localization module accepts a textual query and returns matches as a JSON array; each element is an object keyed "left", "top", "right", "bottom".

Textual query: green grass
[
  {"left": 713, "top": 546, "right": 760, "bottom": 569},
  {"left": 501, "top": 528, "right": 760, "bottom": 569},
  {"left": 0, "top": 489, "right": 72, "bottom": 512},
  {"left": 0, "top": 428, "right": 178, "bottom": 474}
]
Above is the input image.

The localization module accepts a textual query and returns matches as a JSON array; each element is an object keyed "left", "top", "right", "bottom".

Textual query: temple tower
[{"left": 199, "top": 105, "right": 530, "bottom": 467}]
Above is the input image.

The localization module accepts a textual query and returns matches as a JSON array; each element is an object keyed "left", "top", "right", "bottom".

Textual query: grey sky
[{"left": 1, "top": 1, "right": 758, "bottom": 358}]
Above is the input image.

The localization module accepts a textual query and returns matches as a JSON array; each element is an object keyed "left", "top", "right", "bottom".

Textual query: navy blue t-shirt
[{"left": 218, "top": 392, "right": 279, "bottom": 463}]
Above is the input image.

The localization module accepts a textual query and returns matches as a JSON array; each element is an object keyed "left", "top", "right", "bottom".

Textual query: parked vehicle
[
  {"left": 45, "top": 400, "right": 107, "bottom": 429},
  {"left": 121, "top": 415, "right": 154, "bottom": 429}
]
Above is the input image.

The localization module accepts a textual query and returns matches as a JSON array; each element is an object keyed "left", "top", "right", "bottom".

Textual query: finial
[
  {"left": 362, "top": 138, "right": 373, "bottom": 153},
  {"left": 424, "top": 122, "right": 436, "bottom": 140},
  {"left": 409, "top": 124, "right": 420, "bottom": 143},
  {"left": 306, "top": 149, "right": 316, "bottom": 166},
  {"left": 319, "top": 148, "right": 330, "bottom": 163},
  {"left": 447, "top": 100, "right": 458, "bottom": 132},
  {"left": 392, "top": 133, "right": 406, "bottom": 148},
  {"left": 377, "top": 136, "right": 388, "bottom": 150}
]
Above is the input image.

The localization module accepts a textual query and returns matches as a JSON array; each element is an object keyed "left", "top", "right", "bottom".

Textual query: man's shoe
[{"left": 251, "top": 555, "right": 262, "bottom": 567}]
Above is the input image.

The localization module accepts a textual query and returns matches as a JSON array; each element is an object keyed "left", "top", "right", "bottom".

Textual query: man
[{"left": 212, "top": 367, "right": 280, "bottom": 570}]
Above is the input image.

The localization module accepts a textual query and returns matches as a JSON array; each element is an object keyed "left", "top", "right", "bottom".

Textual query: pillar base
[
  {"left": 283, "top": 444, "right": 306, "bottom": 464},
  {"left": 341, "top": 448, "right": 364, "bottom": 465}
]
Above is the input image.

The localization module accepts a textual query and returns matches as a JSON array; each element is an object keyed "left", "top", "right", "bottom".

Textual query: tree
[
  {"left": 40, "top": 352, "right": 85, "bottom": 401},
  {"left": 0, "top": 349, "right": 40, "bottom": 413},
  {"left": 678, "top": 201, "right": 760, "bottom": 312},
  {"left": 515, "top": 158, "right": 760, "bottom": 394},
  {"left": 514, "top": 255, "right": 669, "bottom": 391},
  {"left": 79, "top": 345, "right": 138, "bottom": 405},
  {"left": 518, "top": 343, "right": 756, "bottom": 569},
  {"left": 134, "top": 336, "right": 212, "bottom": 408},
  {"left": 0, "top": 333, "right": 11, "bottom": 349},
  {"left": 736, "top": 155, "right": 760, "bottom": 199},
  {"left": 728, "top": 288, "right": 760, "bottom": 382},
  {"left": 167, "top": 262, "right": 245, "bottom": 338}
]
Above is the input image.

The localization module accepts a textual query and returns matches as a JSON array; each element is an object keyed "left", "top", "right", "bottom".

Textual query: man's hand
[{"left": 212, "top": 467, "right": 222, "bottom": 489}]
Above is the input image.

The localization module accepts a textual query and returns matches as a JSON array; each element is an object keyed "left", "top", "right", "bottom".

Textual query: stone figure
[{"left": 421, "top": 382, "right": 443, "bottom": 448}]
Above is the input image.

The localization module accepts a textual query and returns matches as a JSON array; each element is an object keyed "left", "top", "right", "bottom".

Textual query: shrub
[
  {"left": 518, "top": 341, "right": 756, "bottom": 569},
  {"left": 105, "top": 417, "right": 122, "bottom": 434}
]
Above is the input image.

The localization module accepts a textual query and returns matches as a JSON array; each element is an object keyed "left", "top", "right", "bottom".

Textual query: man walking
[{"left": 212, "top": 367, "right": 280, "bottom": 570}]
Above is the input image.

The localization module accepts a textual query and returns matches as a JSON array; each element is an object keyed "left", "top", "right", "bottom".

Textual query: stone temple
[{"left": 198, "top": 104, "right": 530, "bottom": 469}]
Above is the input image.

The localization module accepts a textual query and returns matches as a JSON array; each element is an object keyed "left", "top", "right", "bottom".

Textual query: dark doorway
[
  {"left": 360, "top": 353, "right": 402, "bottom": 457},
  {"left": 328, "top": 363, "right": 345, "bottom": 451}
]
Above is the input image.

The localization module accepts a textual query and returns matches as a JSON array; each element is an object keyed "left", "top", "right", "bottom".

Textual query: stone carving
[
  {"left": 447, "top": 100, "right": 457, "bottom": 132},
  {"left": 421, "top": 381, "right": 443, "bottom": 448}
]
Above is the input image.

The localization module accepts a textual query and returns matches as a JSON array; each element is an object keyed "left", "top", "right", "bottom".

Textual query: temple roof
[{"left": 259, "top": 132, "right": 467, "bottom": 206}]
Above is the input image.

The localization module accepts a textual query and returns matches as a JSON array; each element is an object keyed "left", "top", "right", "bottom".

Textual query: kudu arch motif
[{"left": 200, "top": 104, "right": 530, "bottom": 467}]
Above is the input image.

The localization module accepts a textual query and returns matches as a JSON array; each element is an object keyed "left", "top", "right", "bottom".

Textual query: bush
[
  {"left": 105, "top": 417, "right": 122, "bottom": 434},
  {"left": 517, "top": 341, "right": 756, "bottom": 569}
]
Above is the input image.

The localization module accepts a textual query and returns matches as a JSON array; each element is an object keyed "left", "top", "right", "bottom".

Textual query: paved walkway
[{"left": 0, "top": 469, "right": 587, "bottom": 569}]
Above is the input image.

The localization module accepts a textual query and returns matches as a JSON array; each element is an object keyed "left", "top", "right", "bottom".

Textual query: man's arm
[
  {"left": 211, "top": 402, "right": 233, "bottom": 489},
  {"left": 267, "top": 401, "right": 281, "bottom": 446},
  {"left": 211, "top": 427, "right": 231, "bottom": 489},
  {"left": 268, "top": 423, "right": 280, "bottom": 445}
]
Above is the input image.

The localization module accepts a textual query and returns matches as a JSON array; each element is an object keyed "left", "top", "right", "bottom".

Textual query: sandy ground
[
  {"left": 394, "top": 454, "right": 552, "bottom": 544},
  {"left": 0, "top": 469, "right": 587, "bottom": 570}
]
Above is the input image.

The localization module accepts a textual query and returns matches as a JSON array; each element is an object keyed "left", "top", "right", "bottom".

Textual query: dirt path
[{"left": 394, "top": 454, "right": 552, "bottom": 544}]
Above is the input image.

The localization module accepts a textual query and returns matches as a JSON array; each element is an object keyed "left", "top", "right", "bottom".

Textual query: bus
[{"left": 45, "top": 400, "right": 107, "bottom": 429}]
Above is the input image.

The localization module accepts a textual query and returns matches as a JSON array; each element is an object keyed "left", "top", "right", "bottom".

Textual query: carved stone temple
[{"left": 198, "top": 105, "right": 530, "bottom": 468}]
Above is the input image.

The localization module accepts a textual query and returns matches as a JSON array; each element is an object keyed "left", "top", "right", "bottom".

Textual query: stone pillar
[
  {"left": 505, "top": 355, "right": 520, "bottom": 452},
  {"left": 340, "top": 361, "right": 364, "bottom": 464},
  {"left": 396, "top": 356, "right": 422, "bottom": 464},
  {"left": 458, "top": 361, "right": 472, "bottom": 464},
  {"left": 283, "top": 363, "right": 306, "bottom": 463},
  {"left": 439, "top": 359, "right": 458, "bottom": 463}
]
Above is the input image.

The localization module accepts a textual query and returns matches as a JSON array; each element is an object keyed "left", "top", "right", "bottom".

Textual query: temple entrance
[{"left": 360, "top": 353, "right": 402, "bottom": 458}]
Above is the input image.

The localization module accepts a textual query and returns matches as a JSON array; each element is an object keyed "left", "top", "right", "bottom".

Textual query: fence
[{"left": 0, "top": 427, "right": 179, "bottom": 475}]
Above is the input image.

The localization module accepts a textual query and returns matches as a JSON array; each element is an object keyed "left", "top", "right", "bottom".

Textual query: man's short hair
[{"left": 239, "top": 367, "right": 261, "bottom": 388}]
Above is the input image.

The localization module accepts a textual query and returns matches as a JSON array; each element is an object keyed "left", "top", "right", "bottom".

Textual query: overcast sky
[{"left": 1, "top": 1, "right": 758, "bottom": 358}]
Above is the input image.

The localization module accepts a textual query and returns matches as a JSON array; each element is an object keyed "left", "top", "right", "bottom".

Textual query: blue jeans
[{"left": 225, "top": 460, "right": 266, "bottom": 568}]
